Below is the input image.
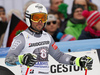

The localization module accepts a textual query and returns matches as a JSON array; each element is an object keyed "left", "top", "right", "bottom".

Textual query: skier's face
[
  {"left": 31, "top": 20, "right": 44, "bottom": 31},
  {"left": 31, "top": 13, "right": 47, "bottom": 31}
]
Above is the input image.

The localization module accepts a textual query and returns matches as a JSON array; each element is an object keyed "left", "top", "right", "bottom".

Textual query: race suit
[{"left": 5, "top": 28, "right": 75, "bottom": 75}]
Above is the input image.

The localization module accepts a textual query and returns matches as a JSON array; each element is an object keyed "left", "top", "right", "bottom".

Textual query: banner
[
  {"left": 2, "top": 13, "right": 28, "bottom": 47},
  {"left": 49, "top": 50, "right": 100, "bottom": 75}
]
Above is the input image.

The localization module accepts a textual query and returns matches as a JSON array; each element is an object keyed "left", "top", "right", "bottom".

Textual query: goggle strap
[{"left": 25, "top": 13, "right": 31, "bottom": 19}]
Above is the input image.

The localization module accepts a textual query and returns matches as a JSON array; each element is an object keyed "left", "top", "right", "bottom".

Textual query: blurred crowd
[{"left": 0, "top": 0, "right": 100, "bottom": 48}]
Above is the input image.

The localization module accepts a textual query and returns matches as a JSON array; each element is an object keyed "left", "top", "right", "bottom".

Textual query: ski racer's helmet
[{"left": 25, "top": 3, "right": 48, "bottom": 27}]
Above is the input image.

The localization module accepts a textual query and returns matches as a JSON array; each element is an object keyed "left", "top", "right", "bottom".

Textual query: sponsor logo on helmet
[{"left": 35, "top": 4, "right": 43, "bottom": 10}]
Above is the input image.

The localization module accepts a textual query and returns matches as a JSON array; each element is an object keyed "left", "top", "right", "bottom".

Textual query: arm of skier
[
  {"left": 48, "top": 35, "right": 75, "bottom": 65},
  {"left": 5, "top": 33, "right": 25, "bottom": 66},
  {"left": 48, "top": 35, "right": 93, "bottom": 69}
]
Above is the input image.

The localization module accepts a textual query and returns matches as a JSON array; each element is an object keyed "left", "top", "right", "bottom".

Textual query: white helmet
[{"left": 25, "top": 3, "right": 48, "bottom": 26}]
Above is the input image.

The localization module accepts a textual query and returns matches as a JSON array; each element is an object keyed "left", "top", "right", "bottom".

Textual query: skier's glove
[
  {"left": 75, "top": 56, "right": 93, "bottom": 70},
  {"left": 18, "top": 53, "right": 37, "bottom": 67}
]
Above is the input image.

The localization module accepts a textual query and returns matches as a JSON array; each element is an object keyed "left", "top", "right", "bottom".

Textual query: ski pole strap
[
  {"left": 18, "top": 55, "right": 23, "bottom": 64},
  {"left": 75, "top": 57, "right": 80, "bottom": 66}
]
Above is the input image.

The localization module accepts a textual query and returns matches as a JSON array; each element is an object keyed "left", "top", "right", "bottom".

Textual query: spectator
[
  {"left": 72, "top": 0, "right": 98, "bottom": 11},
  {"left": 0, "top": 6, "right": 7, "bottom": 22},
  {"left": 78, "top": 10, "right": 100, "bottom": 40},
  {"left": 45, "top": 14, "right": 63, "bottom": 42},
  {"left": 64, "top": 4, "right": 86, "bottom": 40},
  {"left": 54, "top": 13, "right": 61, "bottom": 28},
  {"left": 0, "top": 6, "right": 8, "bottom": 42},
  {"left": 49, "top": 0, "right": 63, "bottom": 13},
  {"left": 23, "top": 1, "right": 36, "bottom": 21},
  {"left": 0, "top": 33, "right": 4, "bottom": 47},
  {"left": 49, "top": 0, "right": 71, "bottom": 33},
  {"left": 45, "top": 14, "right": 76, "bottom": 42},
  {"left": 48, "top": 12, "right": 61, "bottom": 28}
]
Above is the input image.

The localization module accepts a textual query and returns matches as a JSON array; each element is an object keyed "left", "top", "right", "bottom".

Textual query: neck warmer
[{"left": 70, "top": 18, "right": 86, "bottom": 24}]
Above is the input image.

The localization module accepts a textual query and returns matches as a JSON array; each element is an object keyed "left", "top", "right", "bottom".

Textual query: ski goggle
[{"left": 31, "top": 13, "right": 47, "bottom": 23}]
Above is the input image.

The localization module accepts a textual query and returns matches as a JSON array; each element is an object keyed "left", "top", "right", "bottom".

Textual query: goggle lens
[{"left": 31, "top": 13, "right": 47, "bottom": 23}]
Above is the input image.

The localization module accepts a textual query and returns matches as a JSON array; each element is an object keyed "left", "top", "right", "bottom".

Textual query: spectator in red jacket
[{"left": 78, "top": 10, "right": 100, "bottom": 40}]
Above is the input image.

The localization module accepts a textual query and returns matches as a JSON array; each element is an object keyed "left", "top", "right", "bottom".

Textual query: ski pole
[
  {"left": 25, "top": 66, "right": 30, "bottom": 75},
  {"left": 85, "top": 67, "right": 87, "bottom": 75}
]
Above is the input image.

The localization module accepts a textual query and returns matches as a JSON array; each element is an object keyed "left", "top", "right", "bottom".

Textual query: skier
[{"left": 5, "top": 3, "right": 93, "bottom": 75}]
